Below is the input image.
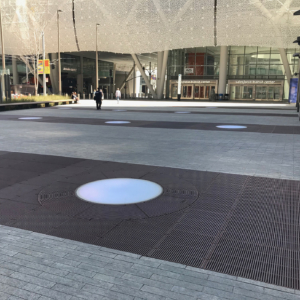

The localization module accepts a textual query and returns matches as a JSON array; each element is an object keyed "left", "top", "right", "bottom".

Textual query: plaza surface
[{"left": 0, "top": 99, "right": 299, "bottom": 300}]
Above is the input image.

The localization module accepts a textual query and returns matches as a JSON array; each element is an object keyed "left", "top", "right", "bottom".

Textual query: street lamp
[
  {"left": 57, "top": 10, "right": 62, "bottom": 95},
  {"left": 96, "top": 23, "right": 100, "bottom": 90}
]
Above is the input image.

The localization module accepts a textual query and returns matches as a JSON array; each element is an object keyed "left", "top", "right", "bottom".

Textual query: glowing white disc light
[
  {"left": 105, "top": 121, "right": 131, "bottom": 124},
  {"left": 113, "top": 110, "right": 127, "bottom": 112},
  {"left": 18, "top": 117, "right": 42, "bottom": 120},
  {"left": 217, "top": 125, "right": 247, "bottom": 129},
  {"left": 175, "top": 112, "right": 190, "bottom": 114},
  {"left": 76, "top": 178, "right": 163, "bottom": 205}
]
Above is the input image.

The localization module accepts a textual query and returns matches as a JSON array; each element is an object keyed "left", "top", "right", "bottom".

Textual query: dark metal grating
[{"left": 1, "top": 152, "right": 300, "bottom": 290}]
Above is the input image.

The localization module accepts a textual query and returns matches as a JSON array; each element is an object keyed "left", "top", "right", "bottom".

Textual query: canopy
[{"left": 1, "top": 0, "right": 300, "bottom": 55}]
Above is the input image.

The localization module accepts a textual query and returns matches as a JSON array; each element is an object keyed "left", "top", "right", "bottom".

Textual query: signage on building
[
  {"left": 178, "top": 74, "right": 182, "bottom": 95},
  {"left": 229, "top": 80, "right": 281, "bottom": 85},
  {"left": 182, "top": 80, "right": 217, "bottom": 84},
  {"left": 63, "top": 67, "right": 77, "bottom": 72},
  {"left": 289, "top": 78, "right": 298, "bottom": 103},
  {"left": 38, "top": 59, "right": 50, "bottom": 74},
  {"left": 184, "top": 68, "right": 194, "bottom": 74}
]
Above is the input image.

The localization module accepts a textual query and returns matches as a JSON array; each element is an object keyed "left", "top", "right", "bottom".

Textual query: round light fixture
[
  {"left": 76, "top": 178, "right": 163, "bottom": 205},
  {"left": 175, "top": 111, "right": 191, "bottom": 114},
  {"left": 18, "top": 117, "right": 42, "bottom": 120},
  {"left": 217, "top": 125, "right": 247, "bottom": 129},
  {"left": 105, "top": 121, "right": 131, "bottom": 124}
]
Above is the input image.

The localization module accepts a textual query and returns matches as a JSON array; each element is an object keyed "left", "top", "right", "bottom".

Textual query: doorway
[
  {"left": 194, "top": 85, "right": 216, "bottom": 99},
  {"left": 182, "top": 85, "right": 193, "bottom": 99},
  {"left": 256, "top": 85, "right": 280, "bottom": 101}
]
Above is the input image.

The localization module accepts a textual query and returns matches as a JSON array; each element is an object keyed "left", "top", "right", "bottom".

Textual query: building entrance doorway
[
  {"left": 194, "top": 85, "right": 216, "bottom": 99},
  {"left": 256, "top": 85, "right": 280, "bottom": 101},
  {"left": 228, "top": 80, "right": 284, "bottom": 101},
  {"left": 182, "top": 85, "right": 193, "bottom": 99}
]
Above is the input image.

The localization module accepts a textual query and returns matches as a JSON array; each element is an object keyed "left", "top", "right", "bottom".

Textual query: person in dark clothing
[{"left": 94, "top": 88, "right": 103, "bottom": 110}]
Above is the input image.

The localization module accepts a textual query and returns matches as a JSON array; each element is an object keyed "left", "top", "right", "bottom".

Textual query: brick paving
[
  {"left": 0, "top": 101, "right": 300, "bottom": 299},
  {"left": 0, "top": 225, "right": 299, "bottom": 300}
]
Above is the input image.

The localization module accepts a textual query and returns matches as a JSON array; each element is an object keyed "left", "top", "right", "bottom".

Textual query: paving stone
[
  {"left": 0, "top": 282, "right": 41, "bottom": 300},
  {"left": 81, "top": 283, "right": 134, "bottom": 300},
  {"left": 263, "top": 288, "right": 300, "bottom": 300},
  {"left": 110, "top": 284, "right": 167, "bottom": 300},
  {"left": 93, "top": 273, "right": 143, "bottom": 290},
  {"left": 141, "top": 285, "right": 196, "bottom": 300},
  {"left": 65, "top": 272, "right": 113, "bottom": 289},
  {"left": 10, "top": 272, "right": 56, "bottom": 288},
  {"left": 23, "top": 283, "right": 72, "bottom": 300},
  {"left": 122, "top": 273, "right": 174, "bottom": 291}
]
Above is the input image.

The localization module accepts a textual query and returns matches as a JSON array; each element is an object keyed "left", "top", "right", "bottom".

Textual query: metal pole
[
  {"left": 26, "top": 57, "right": 28, "bottom": 83},
  {"left": 297, "top": 59, "right": 300, "bottom": 112},
  {"left": 133, "top": 62, "right": 135, "bottom": 98},
  {"left": 58, "top": 10, "right": 62, "bottom": 95},
  {"left": 0, "top": 9, "right": 5, "bottom": 71},
  {"left": 42, "top": 31, "right": 46, "bottom": 95},
  {"left": 96, "top": 24, "right": 99, "bottom": 89}
]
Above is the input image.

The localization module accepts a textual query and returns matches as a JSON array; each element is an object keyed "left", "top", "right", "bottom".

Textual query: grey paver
[{"left": 0, "top": 105, "right": 300, "bottom": 300}]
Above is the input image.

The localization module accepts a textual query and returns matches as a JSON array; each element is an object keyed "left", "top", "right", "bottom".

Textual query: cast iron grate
[{"left": 1, "top": 152, "right": 300, "bottom": 290}]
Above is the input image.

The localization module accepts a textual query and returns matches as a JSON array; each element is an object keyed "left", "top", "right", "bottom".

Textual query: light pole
[
  {"left": 57, "top": 10, "right": 62, "bottom": 95},
  {"left": 0, "top": 8, "right": 5, "bottom": 72},
  {"left": 96, "top": 23, "right": 100, "bottom": 90},
  {"left": 42, "top": 31, "right": 46, "bottom": 95},
  {"left": 293, "top": 11, "right": 300, "bottom": 112}
]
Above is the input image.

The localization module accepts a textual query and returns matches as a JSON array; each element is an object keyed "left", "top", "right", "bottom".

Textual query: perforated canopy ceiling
[{"left": 2, "top": 0, "right": 300, "bottom": 55}]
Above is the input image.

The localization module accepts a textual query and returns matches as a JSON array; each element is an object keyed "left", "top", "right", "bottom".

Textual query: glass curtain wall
[
  {"left": 228, "top": 46, "right": 286, "bottom": 79},
  {"left": 167, "top": 47, "right": 220, "bottom": 78}
]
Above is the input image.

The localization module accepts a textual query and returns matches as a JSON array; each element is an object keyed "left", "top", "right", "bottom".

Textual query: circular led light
[
  {"left": 217, "top": 125, "right": 247, "bottom": 129},
  {"left": 105, "top": 121, "right": 131, "bottom": 124},
  {"left": 18, "top": 117, "right": 42, "bottom": 120},
  {"left": 113, "top": 109, "right": 127, "bottom": 112},
  {"left": 76, "top": 178, "right": 163, "bottom": 205},
  {"left": 175, "top": 111, "right": 190, "bottom": 114}
]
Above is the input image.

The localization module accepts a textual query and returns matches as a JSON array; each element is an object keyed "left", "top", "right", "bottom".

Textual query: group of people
[
  {"left": 71, "top": 92, "right": 79, "bottom": 101},
  {"left": 93, "top": 88, "right": 121, "bottom": 110}
]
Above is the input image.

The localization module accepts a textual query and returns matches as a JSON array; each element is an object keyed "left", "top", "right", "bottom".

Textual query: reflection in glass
[
  {"left": 200, "top": 86, "right": 204, "bottom": 98},
  {"left": 194, "top": 86, "right": 200, "bottom": 98},
  {"left": 205, "top": 86, "right": 210, "bottom": 98},
  {"left": 171, "top": 84, "right": 177, "bottom": 98}
]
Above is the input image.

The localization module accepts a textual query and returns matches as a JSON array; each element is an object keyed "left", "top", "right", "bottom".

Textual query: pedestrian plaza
[{"left": 0, "top": 100, "right": 299, "bottom": 299}]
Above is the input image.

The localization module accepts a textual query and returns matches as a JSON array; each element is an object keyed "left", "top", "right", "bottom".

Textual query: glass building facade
[{"left": 167, "top": 46, "right": 299, "bottom": 101}]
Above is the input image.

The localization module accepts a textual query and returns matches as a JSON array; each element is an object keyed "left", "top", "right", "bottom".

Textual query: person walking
[
  {"left": 115, "top": 88, "right": 121, "bottom": 104},
  {"left": 94, "top": 88, "right": 103, "bottom": 110}
]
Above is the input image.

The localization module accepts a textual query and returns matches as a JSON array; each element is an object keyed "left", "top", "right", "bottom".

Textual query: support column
[
  {"left": 136, "top": 70, "right": 140, "bottom": 97},
  {"left": 113, "top": 63, "right": 116, "bottom": 94},
  {"left": 279, "top": 48, "right": 292, "bottom": 84},
  {"left": 131, "top": 54, "right": 157, "bottom": 98},
  {"left": 48, "top": 53, "right": 58, "bottom": 94},
  {"left": 158, "top": 50, "right": 169, "bottom": 99},
  {"left": 12, "top": 57, "right": 18, "bottom": 84},
  {"left": 120, "top": 66, "right": 135, "bottom": 91},
  {"left": 218, "top": 46, "right": 228, "bottom": 95},
  {"left": 77, "top": 55, "right": 83, "bottom": 96},
  {"left": 157, "top": 51, "right": 163, "bottom": 96},
  {"left": 133, "top": 62, "right": 135, "bottom": 98}
]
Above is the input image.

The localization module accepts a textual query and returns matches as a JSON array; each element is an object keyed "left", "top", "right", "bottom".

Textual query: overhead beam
[
  {"left": 131, "top": 54, "right": 157, "bottom": 99},
  {"left": 120, "top": 65, "right": 135, "bottom": 91}
]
